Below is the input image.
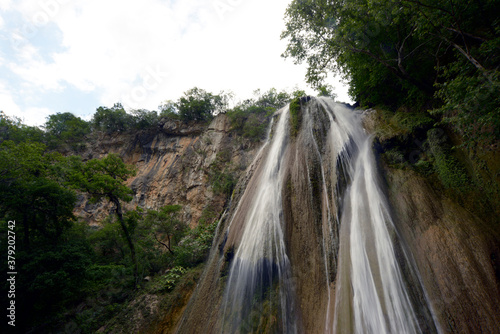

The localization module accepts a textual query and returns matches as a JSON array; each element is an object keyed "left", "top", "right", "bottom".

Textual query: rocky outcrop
[{"left": 74, "top": 115, "right": 261, "bottom": 228}]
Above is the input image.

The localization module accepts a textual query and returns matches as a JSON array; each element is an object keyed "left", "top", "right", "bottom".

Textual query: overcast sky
[{"left": 0, "top": 0, "right": 352, "bottom": 126}]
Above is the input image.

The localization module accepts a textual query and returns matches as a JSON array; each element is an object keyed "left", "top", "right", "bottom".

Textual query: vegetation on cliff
[
  {"left": 282, "top": 0, "right": 500, "bottom": 227},
  {"left": 0, "top": 86, "right": 305, "bottom": 332},
  {"left": 282, "top": 0, "right": 499, "bottom": 149}
]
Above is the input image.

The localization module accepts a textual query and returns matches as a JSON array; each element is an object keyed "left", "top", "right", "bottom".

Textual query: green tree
[
  {"left": 130, "top": 109, "right": 158, "bottom": 129},
  {"left": 253, "top": 88, "right": 291, "bottom": 110},
  {"left": 177, "top": 87, "right": 227, "bottom": 121},
  {"left": 92, "top": 103, "right": 132, "bottom": 133},
  {"left": 0, "top": 141, "right": 91, "bottom": 331},
  {"left": 281, "top": 0, "right": 435, "bottom": 107},
  {"left": 144, "top": 205, "right": 186, "bottom": 255},
  {"left": 281, "top": 0, "right": 499, "bottom": 146},
  {"left": 159, "top": 100, "right": 179, "bottom": 119},
  {"left": 44, "top": 112, "right": 91, "bottom": 149},
  {"left": 316, "top": 84, "right": 335, "bottom": 98},
  {"left": 0, "top": 112, "right": 45, "bottom": 143},
  {"left": 0, "top": 141, "right": 76, "bottom": 247},
  {"left": 69, "top": 154, "right": 139, "bottom": 284}
]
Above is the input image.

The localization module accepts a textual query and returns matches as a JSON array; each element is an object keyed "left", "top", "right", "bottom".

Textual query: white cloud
[
  {"left": 0, "top": 82, "right": 22, "bottom": 115},
  {"left": 0, "top": 0, "right": 12, "bottom": 11},
  {"left": 0, "top": 81, "right": 51, "bottom": 126},
  {"left": 2, "top": 0, "right": 352, "bottom": 125}
]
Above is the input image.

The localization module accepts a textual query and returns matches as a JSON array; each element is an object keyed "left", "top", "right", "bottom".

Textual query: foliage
[
  {"left": 316, "top": 84, "right": 335, "bottom": 98},
  {"left": 208, "top": 150, "right": 237, "bottom": 197},
  {"left": 210, "top": 167, "right": 237, "bottom": 197},
  {"left": 174, "top": 219, "right": 218, "bottom": 267},
  {"left": 92, "top": 103, "right": 132, "bottom": 133},
  {"left": 226, "top": 104, "right": 268, "bottom": 142},
  {"left": 158, "top": 100, "right": 180, "bottom": 119},
  {"left": 225, "top": 88, "right": 301, "bottom": 142},
  {"left": 0, "top": 141, "right": 77, "bottom": 247},
  {"left": 281, "top": 0, "right": 500, "bottom": 147},
  {"left": 177, "top": 87, "right": 227, "bottom": 122},
  {"left": 44, "top": 112, "right": 91, "bottom": 149},
  {"left": 157, "top": 266, "right": 186, "bottom": 292},
  {"left": 69, "top": 154, "right": 136, "bottom": 204},
  {"left": 143, "top": 205, "right": 187, "bottom": 255},
  {"left": 253, "top": 88, "right": 291, "bottom": 110},
  {"left": 0, "top": 112, "right": 45, "bottom": 143},
  {"left": 427, "top": 128, "right": 470, "bottom": 191},
  {"left": 129, "top": 109, "right": 159, "bottom": 129},
  {"left": 0, "top": 220, "right": 94, "bottom": 332},
  {"left": 69, "top": 153, "right": 139, "bottom": 284},
  {"left": 289, "top": 97, "right": 302, "bottom": 138},
  {"left": 434, "top": 66, "right": 500, "bottom": 148}
]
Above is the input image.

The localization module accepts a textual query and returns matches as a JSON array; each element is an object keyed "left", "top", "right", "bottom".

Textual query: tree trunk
[
  {"left": 112, "top": 196, "right": 138, "bottom": 287},
  {"left": 153, "top": 233, "right": 175, "bottom": 255}
]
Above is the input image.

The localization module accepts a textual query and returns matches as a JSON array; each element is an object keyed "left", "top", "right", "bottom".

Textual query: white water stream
[
  {"left": 221, "top": 106, "right": 296, "bottom": 333},
  {"left": 220, "top": 98, "right": 438, "bottom": 333},
  {"left": 322, "top": 101, "right": 420, "bottom": 334}
]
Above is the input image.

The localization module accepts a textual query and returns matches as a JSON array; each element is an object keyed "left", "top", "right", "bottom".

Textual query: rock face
[
  {"left": 74, "top": 102, "right": 499, "bottom": 333},
  {"left": 174, "top": 101, "right": 341, "bottom": 333},
  {"left": 385, "top": 168, "right": 500, "bottom": 333},
  {"left": 74, "top": 115, "right": 261, "bottom": 228},
  {"left": 171, "top": 99, "right": 500, "bottom": 334}
]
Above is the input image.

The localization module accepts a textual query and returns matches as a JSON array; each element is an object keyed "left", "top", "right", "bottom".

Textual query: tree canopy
[
  {"left": 0, "top": 141, "right": 76, "bottom": 247},
  {"left": 281, "top": 0, "right": 499, "bottom": 146},
  {"left": 176, "top": 87, "right": 228, "bottom": 121}
]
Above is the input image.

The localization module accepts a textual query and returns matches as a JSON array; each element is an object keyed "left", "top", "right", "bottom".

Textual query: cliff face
[
  {"left": 74, "top": 102, "right": 499, "bottom": 333},
  {"left": 172, "top": 100, "right": 500, "bottom": 334},
  {"left": 384, "top": 168, "right": 500, "bottom": 333},
  {"left": 73, "top": 115, "right": 261, "bottom": 228},
  {"left": 365, "top": 109, "right": 500, "bottom": 333}
]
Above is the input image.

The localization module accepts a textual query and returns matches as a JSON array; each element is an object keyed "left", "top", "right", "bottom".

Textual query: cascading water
[
  {"left": 220, "top": 106, "right": 297, "bottom": 333},
  {"left": 317, "top": 98, "right": 440, "bottom": 334},
  {"left": 178, "top": 97, "right": 440, "bottom": 334}
]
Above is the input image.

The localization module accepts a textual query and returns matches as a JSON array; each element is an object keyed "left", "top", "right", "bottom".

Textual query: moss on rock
[{"left": 289, "top": 97, "right": 302, "bottom": 138}]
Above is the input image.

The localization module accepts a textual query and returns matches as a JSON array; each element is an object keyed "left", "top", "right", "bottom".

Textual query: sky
[{"left": 0, "top": 0, "right": 352, "bottom": 127}]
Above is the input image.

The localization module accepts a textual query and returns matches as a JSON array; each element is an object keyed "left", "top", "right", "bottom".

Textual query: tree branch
[{"left": 153, "top": 233, "right": 175, "bottom": 255}]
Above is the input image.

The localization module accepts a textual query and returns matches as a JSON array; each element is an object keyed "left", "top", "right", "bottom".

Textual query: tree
[
  {"left": 281, "top": 0, "right": 499, "bottom": 146},
  {"left": 0, "top": 141, "right": 76, "bottom": 248},
  {"left": 177, "top": 87, "right": 227, "bottom": 121},
  {"left": 316, "top": 85, "right": 335, "bottom": 98},
  {"left": 253, "top": 88, "right": 291, "bottom": 110},
  {"left": 281, "top": 0, "right": 437, "bottom": 106},
  {"left": 44, "top": 112, "right": 90, "bottom": 149},
  {"left": 0, "top": 112, "right": 45, "bottom": 143},
  {"left": 159, "top": 100, "right": 179, "bottom": 119},
  {"left": 144, "top": 205, "right": 186, "bottom": 255},
  {"left": 130, "top": 109, "right": 158, "bottom": 129},
  {"left": 92, "top": 103, "right": 132, "bottom": 133},
  {"left": 69, "top": 154, "right": 139, "bottom": 284}
]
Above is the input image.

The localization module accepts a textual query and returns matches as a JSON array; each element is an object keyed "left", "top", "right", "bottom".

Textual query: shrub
[
  {"left": 174, "top": 220, "right": 218, "bottom": 267},
  {"left": 157, "top": 266, "right": 186, "bottom": 292},
  {"left": 427, "top": 129, "right": 470, "bottom": 191}
]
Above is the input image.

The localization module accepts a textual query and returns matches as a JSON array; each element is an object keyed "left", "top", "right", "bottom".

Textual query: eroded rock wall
[
  {"left": 384, "top": 168, "right": 500, "bottom": 333},
  {"left": 74, "top": 115, "right": 261, "bottom": 228}
]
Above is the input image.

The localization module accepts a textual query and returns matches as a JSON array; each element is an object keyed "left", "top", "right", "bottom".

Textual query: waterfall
[
  {"left": 184, "top": 97, "right": 439, "bottom": 334},
  {"left": 317, "top": 98, "right": 439, "bottom": 334},
  {"left": 220, "top": 106, "right": 297, "bottom": 333}
]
